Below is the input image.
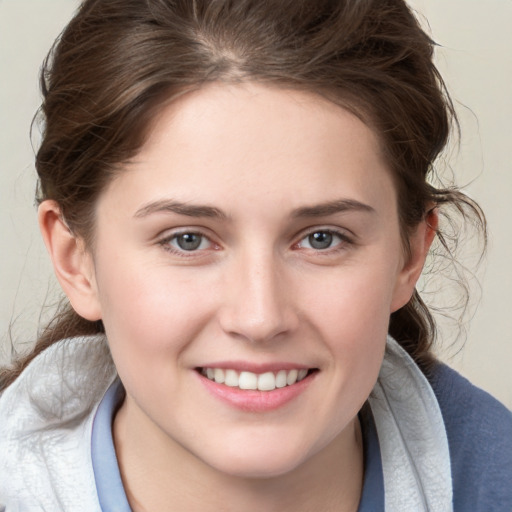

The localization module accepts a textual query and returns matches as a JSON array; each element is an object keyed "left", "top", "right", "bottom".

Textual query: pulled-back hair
[{"left": 1, "top": 0, "right": 485, "bottom": 389}]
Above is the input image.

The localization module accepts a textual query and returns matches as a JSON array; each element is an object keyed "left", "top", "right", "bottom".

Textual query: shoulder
[
  {"left": 428, "top": 363, "right": 512, "bottom": 512},
  {"left": 0, "top": 336, "right": 115, "bottom": 511},
  {"left": 429, "top": 362, "right": 512, "bottom": 450}
]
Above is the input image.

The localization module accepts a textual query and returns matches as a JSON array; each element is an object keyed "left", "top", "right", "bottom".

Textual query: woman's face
[{"left": 86, "top": 83, "right": 422, "bottom": 477}]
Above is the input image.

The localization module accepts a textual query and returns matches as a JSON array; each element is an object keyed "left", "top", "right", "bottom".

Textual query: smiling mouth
[{"left": 197, "top": 367, "right": 317, "bottom": 391}]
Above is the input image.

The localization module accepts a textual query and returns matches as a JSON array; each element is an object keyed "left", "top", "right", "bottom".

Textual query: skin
[{"left": 39, "top": 83, "right": 436, "bottom": 511}]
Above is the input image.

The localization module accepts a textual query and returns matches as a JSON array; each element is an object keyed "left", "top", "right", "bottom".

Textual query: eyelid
[
  {"left": 293, "top": 226, "right": 355, "bottom": 251},
  {"left": 157, "top": 227, "right": 220, "bottom": 256},
  {"left": 155, "top": 225, "right": 355, "bottom": 258}
]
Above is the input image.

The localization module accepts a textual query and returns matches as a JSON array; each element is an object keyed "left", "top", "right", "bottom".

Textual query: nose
[{"left": 218, "top": 250, "right": 298, "bottom": 344}]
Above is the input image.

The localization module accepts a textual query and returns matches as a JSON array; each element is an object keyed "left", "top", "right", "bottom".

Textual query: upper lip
[{"left": 195, "top": 361, "right": 315, "bottom": 373}]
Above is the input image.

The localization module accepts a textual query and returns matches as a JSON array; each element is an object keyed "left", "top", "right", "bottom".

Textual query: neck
[{"left": 114, "top": 400, "right": 364, "bottom": 512}]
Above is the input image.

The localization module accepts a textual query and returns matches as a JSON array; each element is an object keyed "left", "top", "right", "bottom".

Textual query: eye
[
  {"left": 297, "top": 230, "right": 347, "bottom": 251},
  {"left": 160, "top": 231, "right": 213, "bottom": 253}
]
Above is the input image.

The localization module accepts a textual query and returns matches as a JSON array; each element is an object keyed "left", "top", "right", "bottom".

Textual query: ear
[
  {"left": 38, "top": 200, "right": 102, "bottom": 321},
  {"left": 390, "top": 208, "right": 438, "bottom": 313}
]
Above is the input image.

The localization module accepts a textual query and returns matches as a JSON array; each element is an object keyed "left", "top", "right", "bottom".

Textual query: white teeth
[
  {"left": 275, "top": 370, "right": 287, "bottom": 388},
  {"left": 298, "top": 369, "right": 308, "bottom": 381},
  {"left": 224, "top": 369, "right": 239, "bottom": 387},
  {"left": 286, "top": 369, "right": 298, "bottom": 386},
  {"left": 239, "top": 371, "right": 258, "bottom": 390},
  {"left": 202, "top": 367, "right": 311, "bottom": 391},
  {"left": 258, "top": 372, "right": 276, "bottom": 391},
  {"left": 214, "top": 368, "right": 225, "bottom": 384}
]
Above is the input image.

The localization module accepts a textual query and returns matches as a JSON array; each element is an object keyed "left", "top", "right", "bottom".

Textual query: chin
[
  {"left": 200, "top": 439, "right": 315, "bottom": 480},
  {"left": 213, "top": 458, "right": 302, "bottom": 480}
]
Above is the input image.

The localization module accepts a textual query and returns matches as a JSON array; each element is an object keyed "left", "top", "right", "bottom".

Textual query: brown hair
[{"left": 1, "top": 0, "right": 485, "bottom": 389}]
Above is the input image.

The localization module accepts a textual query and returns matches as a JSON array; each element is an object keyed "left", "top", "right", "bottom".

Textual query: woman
[{"left": 0, "top": 1, "right": 510, "bottom": 511}]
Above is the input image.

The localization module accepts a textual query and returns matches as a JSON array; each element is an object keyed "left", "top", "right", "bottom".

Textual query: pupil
[
  {"left": 177, "top": 233, "right": 201, "bottom": 250},
  {"left": 309, "top": 231, "right": 332, "bottom": 249}
]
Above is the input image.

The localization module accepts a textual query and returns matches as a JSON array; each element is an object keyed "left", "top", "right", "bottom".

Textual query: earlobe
[
  {"left": 38, "top": 200, "right": 102, "bottom": 321},
  {"left": 390, "top": 208, "right": 438, "bottom": 312}
]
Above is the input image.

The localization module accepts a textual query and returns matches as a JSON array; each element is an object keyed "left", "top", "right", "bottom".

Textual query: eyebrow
[
  {"left": 134, "top": 199, "right": 228, "bottom": 219},
  {"left": 134, "top": 198, "right": 375, "bottom": 220},
  {"left": 291, "top": 199, "right": 376, "bottom": 218}
]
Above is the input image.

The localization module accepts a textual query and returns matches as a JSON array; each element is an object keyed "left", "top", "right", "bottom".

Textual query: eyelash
[
  {"left": 293, "top": 228, "right": 354, "bottom": 254},
  {"left": 157, "top": 227, "right": 354, "bottom": 257},
  {"left": 157, "top": 230, "right": 217, "bottom": 257}
]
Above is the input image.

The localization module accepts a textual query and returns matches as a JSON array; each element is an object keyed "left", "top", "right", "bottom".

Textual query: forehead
[{"left": 102, "top": 82, "right": 397, "bottom": 219}]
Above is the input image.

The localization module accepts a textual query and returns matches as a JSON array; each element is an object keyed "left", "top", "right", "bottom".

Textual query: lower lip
[{"left": 196, "top": 372, "right": 316, "bottom": 413}]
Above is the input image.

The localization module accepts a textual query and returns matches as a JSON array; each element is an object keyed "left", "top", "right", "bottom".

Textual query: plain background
[{"left": 1, "top": 0, "right": 511, "bottom": 407}]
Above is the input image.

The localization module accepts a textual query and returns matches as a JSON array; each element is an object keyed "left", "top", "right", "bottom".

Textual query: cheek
[
  {"left": 298, "top": 257, "right": 398, "bottom": 395},
  {"left": 94, "top": 262, "right": 216, "bottom": 412},
  {"left": 302, "top": 258, "right": 398, "bottom": 339},
  {"left": 94, "top": 256, "right": 214, "bottom": 357}
]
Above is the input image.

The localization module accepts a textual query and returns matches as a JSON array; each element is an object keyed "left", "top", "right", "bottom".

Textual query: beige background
[{"left": 1, "top": 0, "right": 511, "bottom": 407}]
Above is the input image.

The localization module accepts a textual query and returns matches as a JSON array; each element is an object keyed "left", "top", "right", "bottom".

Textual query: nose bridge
[{"left": 219, "top": 246, "right": 295, "bottom": 343}]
